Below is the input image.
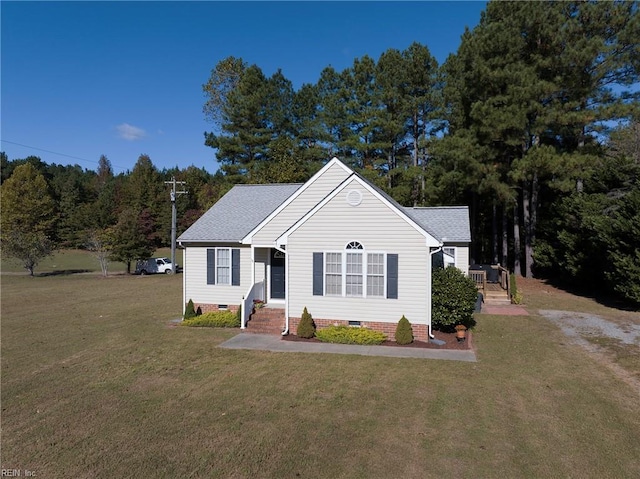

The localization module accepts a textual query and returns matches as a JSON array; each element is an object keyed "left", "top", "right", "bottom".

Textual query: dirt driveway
[{"left": 539, "top": 309, "right": 640, "bottom": 394}]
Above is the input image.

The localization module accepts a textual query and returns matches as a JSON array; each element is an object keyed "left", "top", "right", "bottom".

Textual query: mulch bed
[{"left": 282, "top": 329, "right": 471, "bottom": 350}]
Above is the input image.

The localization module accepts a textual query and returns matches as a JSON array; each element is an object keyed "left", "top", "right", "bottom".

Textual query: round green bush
[
  {"left": 395, "top": 315, "right": 413, "bottom": 345},
  {"left": 297, "top": 307, "right": 316, "bottom": 338},
  {"left": 432, "top": 267, "right": 478, "bottom": 332}
]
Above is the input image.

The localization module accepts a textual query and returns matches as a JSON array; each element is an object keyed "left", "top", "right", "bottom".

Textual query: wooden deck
[{"left": 469, "top": 266, "right": 511, "bottom": 305}]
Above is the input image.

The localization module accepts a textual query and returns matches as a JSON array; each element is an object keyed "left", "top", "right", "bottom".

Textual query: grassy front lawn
[{"left": 2, "top": 273, "right": 640, "bottom": 478}]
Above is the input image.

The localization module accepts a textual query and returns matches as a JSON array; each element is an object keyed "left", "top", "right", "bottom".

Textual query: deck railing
[
  {"left": 469, "top": 270, "right": 487, "bottom": 292},
  {"left": 496, "top": 265, "right": 510, "bottom": 298},
  {"left": 241, "top": 281, "right": 265, "bottom": 329}
]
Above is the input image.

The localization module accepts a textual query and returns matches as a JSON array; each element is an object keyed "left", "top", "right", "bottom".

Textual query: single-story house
[{"left": 177, "top": 157, "right": 471, "bottom": 341}]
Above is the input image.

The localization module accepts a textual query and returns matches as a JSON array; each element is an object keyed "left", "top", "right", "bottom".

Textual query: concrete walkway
[{"left": 219, "top": 333, "right": 477, "bottom": 362}]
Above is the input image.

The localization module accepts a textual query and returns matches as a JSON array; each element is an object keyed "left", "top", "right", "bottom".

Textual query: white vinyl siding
[
  {"left": 251, "top": 162, "right": 350, "bottom": 245},
  {"left": 183, "top": 245, "right": 251, "bottom": 306},
  {"left": 454, "top": 245, "right": 470, "bottom": 275},
  {"left": 287, "top": 178, "right": 433, "bottom": 326}
]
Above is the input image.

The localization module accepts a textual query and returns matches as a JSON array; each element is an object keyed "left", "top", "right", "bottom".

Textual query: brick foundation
[
  {"left": 289, "top": 317, "right": 429, "bottom": 342},
  {"left": 193, "top": 303, "right": 239, "bottom": 314}
]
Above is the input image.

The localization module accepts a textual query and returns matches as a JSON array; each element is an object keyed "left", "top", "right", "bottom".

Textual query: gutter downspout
[{"left": 427, "top": 242, "right": 444, "bottom": 339}]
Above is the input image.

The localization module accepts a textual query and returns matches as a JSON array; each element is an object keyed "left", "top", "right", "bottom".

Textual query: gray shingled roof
[
  {"left": 178, "top": 183, "right": 302, "bottom": 242},
  {"left": 403, "top": 206, "right": 471, "bottom": 243}
]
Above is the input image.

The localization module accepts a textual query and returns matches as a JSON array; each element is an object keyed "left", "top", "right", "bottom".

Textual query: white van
[{"left": 135, "top": 257, "right": 177, "bottom": 275}]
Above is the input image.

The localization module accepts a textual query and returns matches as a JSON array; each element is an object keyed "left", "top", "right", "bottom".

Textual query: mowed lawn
[{"left": 2, "top": 270, "right": 640, "bottom": 478}]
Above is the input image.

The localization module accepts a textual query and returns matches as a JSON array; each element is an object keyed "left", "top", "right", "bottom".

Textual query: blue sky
[{"left": 2, "top": 1, "right": 487, "bottom": 174}]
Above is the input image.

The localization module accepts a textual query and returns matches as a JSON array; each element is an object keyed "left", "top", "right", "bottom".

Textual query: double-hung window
[
  {"left": 207, "top": 248, "right": 240, "bottom": 286},
  {"left": 443, "top": 247, "right": 456, "bottom": 268},
  {"left": 345, "top": 252, "right": 363, "bottom": 296},
  {"left": 216, "top": 248, "right": 231, "bottom": 284},
  {"left": 320, "top": 242, "right": 388, "bottom": 298},
  {"left": 366, "top": 253, "right": 385, "bottom": 296},
  {"left": 325, "top": 252, "right": 342, "bottom": 295}
]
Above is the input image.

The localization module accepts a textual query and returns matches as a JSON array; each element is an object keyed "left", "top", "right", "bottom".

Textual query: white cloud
[{"left": 116, "top": 123, "right": 147, "bottom": 141}]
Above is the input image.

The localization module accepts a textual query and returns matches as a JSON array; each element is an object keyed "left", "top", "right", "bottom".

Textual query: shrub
[
  {"left": 395, "top": 315, "right": 413, "bottom": 345},
  {"left": 510, "top": 273, "right": 523, "bottom": 304},
  {"left": 315, "top": 325, "right": 386, "bottom": 345},
  {"left": 297, "top": 307, "right": 316, "bottom": 338},
  {"left": 184, "top": 299, "right": 196, "bottom": 320},
  {"left": 236, "top": 304, "right": 242, "bottom": 324},
  {"left": 432, "top": 267, "right": 478, "bottom": 332},
  {"left": 181, "top": 310, "right": 240, "bottom": 328}
]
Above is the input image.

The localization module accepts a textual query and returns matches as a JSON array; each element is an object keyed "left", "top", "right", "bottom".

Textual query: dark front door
[{"left": 270, "top": 249, "right": 285, "bottom": 299}]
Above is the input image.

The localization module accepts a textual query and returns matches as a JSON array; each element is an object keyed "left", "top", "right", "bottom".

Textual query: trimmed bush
[
  {"left": 236, "top": 304, "right": 242, "bottom": 324},
  {"left": 181, "top": 310, "right": 240, "bottom": 328},
  {"left": 184, "top": 299, "right": 196, "bottom": 320},
  {"left": 432, "top": 267, "right": 478, "bottom": 332},
  {"left": 297, "top": 307, "right": 316, "bottom": 338},
  {"left": 395, "top": 315, "right": 413, "bottom": 345},
  {"left": 315, "top": 325, "right": 386, "bottom": 345}
]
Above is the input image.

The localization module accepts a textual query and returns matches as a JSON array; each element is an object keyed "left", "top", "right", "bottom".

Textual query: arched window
[{"left": 346, "top": 241, "right": 363, "bottom": 250}]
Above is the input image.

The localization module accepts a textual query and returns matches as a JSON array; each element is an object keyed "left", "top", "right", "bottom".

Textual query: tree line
[
  {"left": 1, "top": 1, "right": 638, "bottom": 305},
  {"left": 202, "top": 1, "right": 639, "bottom": 305},
  {"left": 0, "top": 153, "right": 230, "bottom": 274}
]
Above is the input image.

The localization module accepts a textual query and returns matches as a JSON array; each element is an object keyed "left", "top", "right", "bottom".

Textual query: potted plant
[
  {"left": 252, "top": 299, "right": 265, "bottom": 310},
  {"left": 454, "top": 324, "right": 467, "bottom": 342}
]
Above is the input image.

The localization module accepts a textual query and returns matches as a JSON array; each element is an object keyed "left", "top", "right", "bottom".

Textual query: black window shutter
[
  {"left": 313, "top": 252, "right": 323, "bottom": 296},
  {"left": 207, "top": 249, "right": 216, "bottom": 285},
  {"left": 231, "top": 249, "right": 240, "bottom": 286},
  {"left": 387, "top": 254, "right": 398, "bottom": 299}
]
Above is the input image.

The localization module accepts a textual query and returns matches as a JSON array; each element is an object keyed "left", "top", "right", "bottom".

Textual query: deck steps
[
  {"left": 483, "top": 290, "right": 511, "bottom": 305},
  {"left": 244, "top": 307, "right": 285, "bottom": 334}
]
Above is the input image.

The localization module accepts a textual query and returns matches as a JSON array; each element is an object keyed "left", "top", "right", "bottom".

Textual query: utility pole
[{"left": 164, "top": 177, "right": 187, "bottom": 273}]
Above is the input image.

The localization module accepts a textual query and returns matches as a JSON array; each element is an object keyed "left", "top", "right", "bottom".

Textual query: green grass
[
  {"left": 2, "top": 273, "right": 640, "bottom": 478},
  {"left": 1, "top": 248, "right": 184, "bottom": 275}
]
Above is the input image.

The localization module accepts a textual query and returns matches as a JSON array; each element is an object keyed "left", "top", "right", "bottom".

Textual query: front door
[{"left": 270, "top": 249, "right": 285, "bottom": 299}]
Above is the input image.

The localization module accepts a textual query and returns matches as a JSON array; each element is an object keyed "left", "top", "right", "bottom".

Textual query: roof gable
[
  {"left": 241, "top": 157, "right": 352, "bottom": 244},
  {"left": 277, "top": 174, "right": 442, "bottom": 247}
]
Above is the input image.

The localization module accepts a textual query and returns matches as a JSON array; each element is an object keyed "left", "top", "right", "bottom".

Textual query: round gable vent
[{"left": 346, "top": 189, "right": 363, "bottom": 206}]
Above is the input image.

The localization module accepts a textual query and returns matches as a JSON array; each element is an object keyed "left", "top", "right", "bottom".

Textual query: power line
[{"left": 0, "top": 139, "right": 129, "bottom": 173}]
